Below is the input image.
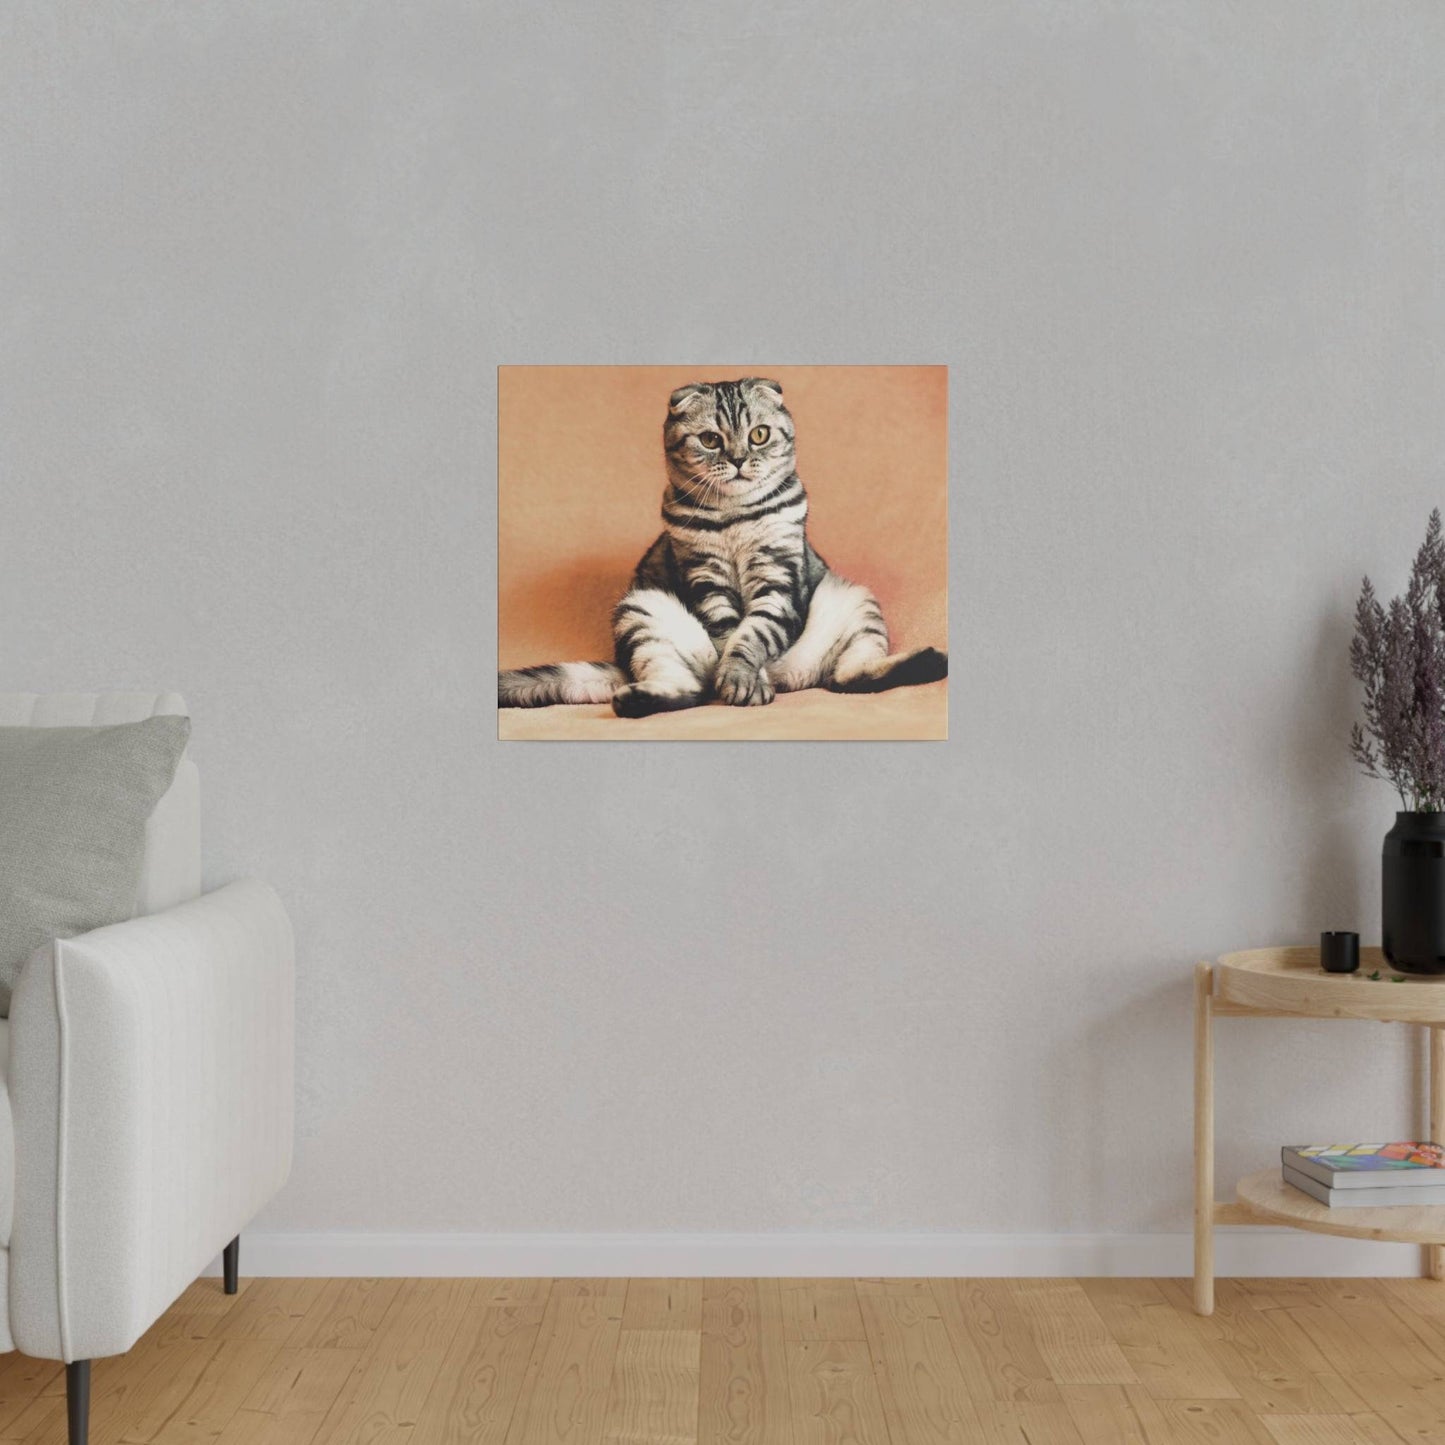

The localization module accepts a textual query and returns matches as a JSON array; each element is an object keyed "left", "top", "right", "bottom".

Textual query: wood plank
[
  {"left": 1309, "top": 1375, "right": 1375, "bottom": 1416},
  {"left": 0, "top": 1354, "right": 70, "bottom": 1445},
  {"left": 411, "top": 1304, "right": 548, "bottom": 1445},
  {"left": 623, "top": 1280, "right": 703, "bottom": 1331},
  {"left": 852, "top": 1279, "right": 936, "bottom": 1299},
  {"left": 1058, "top": 1384, "right": 1170, "bottom": 1445},
  {"left": 1080, "top": 1278, "right": 1237, "bottom": 1399},
  {"left": 1153, "top": 1280, "right": 1347, "bottom": 1415},
  {"left": 0, "top": 1355, "right": 62, "bottom": 1438},
  {"left": 1260, "top": 1415, "right": 1400, "bottom": 1445},
  {"left": 142, "top": 1314, "right": 226, "bottom": 1350},
  {"left": 478, "top": 1281, "right": 557, "bottom": 1307},
  {"left": 310, "top": 1278, "right": 478, "bottom": 1444},
  {"left": 977, "top": 1401, "right": 1087, "bottom": 1445},
  {"left": 553, "top": 1280, "right": 629, "bottom": 1299},
  {"left": 157, "top": 1281, "right": 241, "bottom": 1337},
  {"left": 7, "top": 1393, "right": 66, "bottom": 1445},
  {"left": 147, "top": 1341, "right": 285, "bottom": 1444},
  {"left": 602, "top": 1329, "right": 700, "bottom": 1445},
  {"left": 1152, "top": 1399, "right": 1278, "bottom": 1444},
  {"left": 197, "top": 1278, "right": 331, "bottom": 1344},
  {"left": 779, "top": 1283, "right": 865, "bottom": 1343},
  {"left": 1306, "top": 1279, "right": 1445, "bottom": 1374},
  {"left": 169, "top": 1279, "right": 240, "bottom": 1317},
  {"left": 504, "top": 1292, "right": 624, "bottom": 1445},
  {"left": 785, "top": 1341, "right": 889, "bottom": 1445},
  {"left": 1004, "top": 1281, "right": 1138, "bottom": 1386},
  {"left": 931, "top": 1279, "right": 1059, "bottom": 1403},
  {"left": 287, "top": 1277, "right": 405, "bottom": 1350},
  {"left": 856, "top": 1290, "right": 984, "bottom": 1443},
  {"left": 1211, "top": 1293, "right": 1370, "bottom": 1382},
  {"left": 214, "top": 1347, "right": 363, "bottom": 1445},
  {"left": 1270, "top": 1293, "right": 1404, "bottom": 1377},
  {"left": 698, "top": 1280, "right": 794, "bottom": 1445},
  {"left": 1228, "top": 1282, "right": 1322, "bottom": 1312},
  {"left": 1374, "top": 1278, "right": 1445, "bottom": 1365},
  {"left": 1380, "top": 1276, "right": 1445, "bottom": 1319},
  {"left": 1329, "top": 1372, "right": 1445, "bottom": 1444},
  {"left": 85, "top": 1341, "right": 222, "bottom": 1445}
]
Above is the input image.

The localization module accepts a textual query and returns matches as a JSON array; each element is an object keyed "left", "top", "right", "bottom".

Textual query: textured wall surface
[{"left": 3, "top": 2, "right": 1444, "bottom": 1239}]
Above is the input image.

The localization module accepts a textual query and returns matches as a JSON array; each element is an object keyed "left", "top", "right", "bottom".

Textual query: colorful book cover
[{"left": 1287, "top": 1143, "right": 1445, "bottom": 1172}]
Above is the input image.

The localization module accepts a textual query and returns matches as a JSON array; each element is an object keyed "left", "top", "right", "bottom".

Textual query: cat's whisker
[{"left": 694, "top": 469, "right": 722, "bottom": 512}]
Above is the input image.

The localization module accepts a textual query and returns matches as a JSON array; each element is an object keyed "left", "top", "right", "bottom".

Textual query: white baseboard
[{"left": 205, "top": 1230, "right": 1429, "bottom": 1279}]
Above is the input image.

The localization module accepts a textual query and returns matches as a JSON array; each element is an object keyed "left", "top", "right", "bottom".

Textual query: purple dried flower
[{"left": 1352, "top": 510, "right": 1445, "bottom": 811}]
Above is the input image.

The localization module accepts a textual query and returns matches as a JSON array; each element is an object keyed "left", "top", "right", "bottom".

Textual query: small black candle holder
[{"left": 1321, "top": 931, "right": 1360, "bottom": 974}]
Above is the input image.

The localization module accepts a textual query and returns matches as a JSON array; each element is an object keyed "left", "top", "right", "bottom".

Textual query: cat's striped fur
[{"left": 498, "top": 377, "right": 947, "bottom": 717}]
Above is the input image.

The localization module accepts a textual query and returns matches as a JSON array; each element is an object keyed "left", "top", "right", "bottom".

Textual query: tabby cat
[{"left": 498, "top": 377, "right": 947, "bottom": 717}]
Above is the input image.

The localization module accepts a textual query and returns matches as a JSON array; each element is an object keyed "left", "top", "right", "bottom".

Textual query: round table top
[{"left": 1216, "top": 946, "right": 1445, "bottom": 1022}]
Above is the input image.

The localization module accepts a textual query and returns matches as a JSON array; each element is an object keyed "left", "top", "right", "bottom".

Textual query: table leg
[
  {"left": 1431, "top": 1026, "right": 1445, "bottom": 1281},
  {"left": 1194, "top": 961, "right": 1214, "bottom": 1315}
]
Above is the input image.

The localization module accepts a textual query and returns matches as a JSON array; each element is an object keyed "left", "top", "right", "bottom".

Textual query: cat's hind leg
[
  {"left": 767, "top": 573, "right": 859, "bottom": 693},
  {"left": 611, "top": 588, "right": 717, "bottom": 718},
  {"left": 770, "top": 573, "right": 948, "bottom": 695}
]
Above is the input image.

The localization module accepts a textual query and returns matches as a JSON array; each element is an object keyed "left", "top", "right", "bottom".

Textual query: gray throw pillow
[{"left": 0, "top": 715, "right": 191, "bottom": 1014}]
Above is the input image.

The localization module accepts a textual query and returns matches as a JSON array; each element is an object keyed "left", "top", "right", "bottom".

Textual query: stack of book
[{"left": 1283, "top": 1143, "right": 1445, "bottom": 1207}]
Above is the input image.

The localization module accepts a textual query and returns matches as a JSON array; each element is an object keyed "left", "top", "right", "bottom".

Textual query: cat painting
[{"left": 498, "top": 376, "right": 947, "bottom": 719}]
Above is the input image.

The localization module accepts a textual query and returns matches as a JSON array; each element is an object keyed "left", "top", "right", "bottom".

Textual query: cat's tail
[{"left": 498, "top": 661, "right": 626, "bottom": 708}]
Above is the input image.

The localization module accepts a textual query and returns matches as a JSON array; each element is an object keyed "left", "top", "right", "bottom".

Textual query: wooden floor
[{"left": 9, "top": 1276, "right": 1445, "bottom": 1443}]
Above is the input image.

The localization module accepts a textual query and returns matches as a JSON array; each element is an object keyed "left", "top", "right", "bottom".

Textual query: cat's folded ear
[
  {"left": 741, "top": 377, "right": 783, "bottom": 400},
  {"left": 668, "top": 382, "right": 713, "bottom": 413}
]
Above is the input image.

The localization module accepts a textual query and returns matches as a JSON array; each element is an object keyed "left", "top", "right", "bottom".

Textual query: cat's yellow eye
[
  {"left": 749, "top": 425, "right": 770, "bottom": 446},
  {"left": 697, "top": 431, "right": 722, "bottom": 450}
]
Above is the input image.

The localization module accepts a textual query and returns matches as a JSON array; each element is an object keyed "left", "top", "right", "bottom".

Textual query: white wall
[{"left": 3, "top": 1, "right": 1444, "bottom": 1271}]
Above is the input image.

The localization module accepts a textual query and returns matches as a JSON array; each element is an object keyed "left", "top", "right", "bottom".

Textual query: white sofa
[{"left": 0, "top": 693, "right": 294, "bottom": 1445}]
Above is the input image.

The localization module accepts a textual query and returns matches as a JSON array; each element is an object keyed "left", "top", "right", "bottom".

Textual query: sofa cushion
[
  {"left": 0, "top": 716, "right": 190, "bottom": 1015},
  {"left": 0, "top": 694, "right": 200, "bottom": 921}
]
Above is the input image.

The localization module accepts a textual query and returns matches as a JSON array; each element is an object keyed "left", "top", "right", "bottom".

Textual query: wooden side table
[{"left": 1194, "top": 946, "right": 1445, "bottom": 1315}]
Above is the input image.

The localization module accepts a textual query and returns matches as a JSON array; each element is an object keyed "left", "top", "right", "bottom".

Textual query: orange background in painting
[{"left": 497, "top": 366, "right": 948, "bottom": 672}]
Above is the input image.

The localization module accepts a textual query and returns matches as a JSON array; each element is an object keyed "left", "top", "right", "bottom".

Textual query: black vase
[{"left": 1383, "top": 812, "right": 1445, "bottom": 974}]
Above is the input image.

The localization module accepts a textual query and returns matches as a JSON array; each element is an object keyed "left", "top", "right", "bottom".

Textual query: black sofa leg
[
  {"left": 223, "top": 1235, "right": 240, "bottom": 1295},
  {"left": 66, "top": 1360, "right": 90, "bottom": 1445}
]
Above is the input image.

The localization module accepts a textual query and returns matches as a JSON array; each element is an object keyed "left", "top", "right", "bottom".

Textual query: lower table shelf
[
  {"left": 1195, "top": 956, "right": 1445, "bottom": 1316},
  {"left": 1234, "top": 1168, "right": 1445, "bottom": 1245}
]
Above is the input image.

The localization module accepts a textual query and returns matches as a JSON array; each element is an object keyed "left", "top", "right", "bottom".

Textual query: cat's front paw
[{"left": 715, "top": 658, "right": 775, "bottom": 707}]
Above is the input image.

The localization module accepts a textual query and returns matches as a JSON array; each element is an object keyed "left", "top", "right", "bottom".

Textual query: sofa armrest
[{"left": 8, "top": 880, "right": 294, "bottom": 1360}]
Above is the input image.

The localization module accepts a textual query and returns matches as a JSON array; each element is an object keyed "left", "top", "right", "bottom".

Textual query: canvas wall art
[{"left": 498, "top": 366, "right": 948, "bottom": 740}]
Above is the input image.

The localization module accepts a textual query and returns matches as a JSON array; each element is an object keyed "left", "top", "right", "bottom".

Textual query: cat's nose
[{"left": 730, "top": 457, "right": 748, "bottom": 471}]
